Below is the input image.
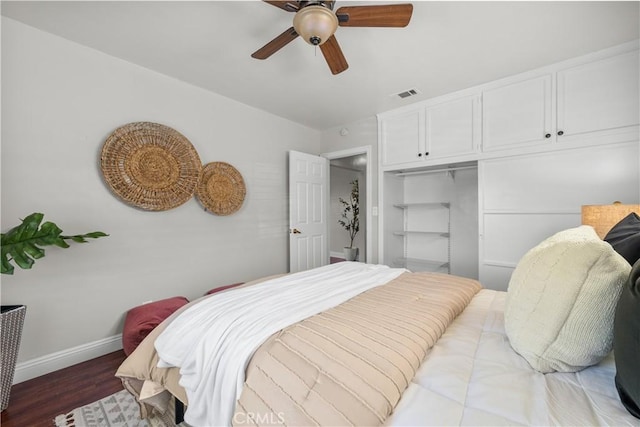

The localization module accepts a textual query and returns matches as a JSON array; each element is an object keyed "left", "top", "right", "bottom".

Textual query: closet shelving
[
  {"left": 392, "top": 202, "right": 451, "bottom": 273},
  {"left": 395, "top": 257, "right": 450, "bottom": 271}
]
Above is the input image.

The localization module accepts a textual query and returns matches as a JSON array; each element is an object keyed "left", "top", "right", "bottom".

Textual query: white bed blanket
[
  {"left": 154, "top": 262, "right": 406, "bottom": 427},
  {"left": 386, "top": 289, "right": 639, "bottom": 426}
]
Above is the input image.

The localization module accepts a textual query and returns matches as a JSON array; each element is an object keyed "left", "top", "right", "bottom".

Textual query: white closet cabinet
[
  {"left": 479, "top": 142, "right": 640, "bottom": 290},
  {"left": 426, "top": 95, "right": 480, "bottom": 159},
  {"left": 482, "top": 74, "right": 553, "bottom": 151},
  {"left": 380, "top": 42, "right": 639, "bottom": 167},
  {"left": 379, "top": 94, "right": 480, "bottom": 168},
  {"left": 482, "top": 47, "right": 639, "bottom": 153},
  {"left": 556, "top": 49, "right": 640, "bottom": 143},
  {"left": 379, "top": 108, "right": 425, "bottom": 167}
]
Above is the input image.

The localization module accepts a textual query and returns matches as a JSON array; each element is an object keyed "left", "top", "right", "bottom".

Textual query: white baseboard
[{"left": 13, "top": 334, "right": 123, "bottom": 384}]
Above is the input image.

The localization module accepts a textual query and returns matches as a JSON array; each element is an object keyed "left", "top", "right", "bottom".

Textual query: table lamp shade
[{"left": 581, "top": 202, "right": 640, "bottom": 239}]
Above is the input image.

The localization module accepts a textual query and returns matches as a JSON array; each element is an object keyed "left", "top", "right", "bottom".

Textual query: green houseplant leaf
[{"left": 1, "top": 213, "right": 108, "bottom": 274}]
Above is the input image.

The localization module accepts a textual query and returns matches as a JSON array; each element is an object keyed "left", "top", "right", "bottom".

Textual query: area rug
[{"left": 54, "top": 389, "right": 177, "bottom": 427}]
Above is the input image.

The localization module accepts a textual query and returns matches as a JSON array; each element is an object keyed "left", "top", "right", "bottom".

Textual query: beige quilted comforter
[{"left": 116, "top": 272, "right": 481, "bottom": 426}]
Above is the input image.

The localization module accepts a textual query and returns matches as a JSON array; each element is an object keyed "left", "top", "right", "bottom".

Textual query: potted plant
[
  {"left": 0, "top": 212, "right": 107, "bottom": 411},
  {"left": 338, "top": 179, "right": 360, "bottom": 261}
]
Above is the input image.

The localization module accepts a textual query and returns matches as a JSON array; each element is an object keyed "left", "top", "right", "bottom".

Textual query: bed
[
  {"left": 386, "top": 289, "right": 634, "bottom": 426},
  {"left": 116, "top": 225, "right": 640, "bottom": 427}
]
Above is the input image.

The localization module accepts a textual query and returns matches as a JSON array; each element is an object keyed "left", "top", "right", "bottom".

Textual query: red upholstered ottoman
[{"left": 122, "top": 296, "right": 189, "bottom": 356}]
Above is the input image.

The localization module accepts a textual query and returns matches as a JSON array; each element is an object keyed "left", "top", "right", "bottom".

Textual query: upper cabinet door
[
  {"left": 380, "top": 108, "right": 425, "bottom": 167},
  {"left": 482, "top": 74, "right": 553, "bottom": 151},
  {"left": 557, "top": 50, "right": 640, "bottom": 141},
  {"left": 426, "top": 94, "right": 480, "bottom": 159}
]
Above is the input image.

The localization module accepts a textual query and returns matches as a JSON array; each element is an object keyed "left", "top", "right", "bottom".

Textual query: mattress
[{"left": 386, "top": 289, "right": 638, "bottom": 426}]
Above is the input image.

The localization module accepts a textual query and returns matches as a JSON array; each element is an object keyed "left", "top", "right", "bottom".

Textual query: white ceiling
[{"left": 2, "top": 1, "right": 639, "bottom": 130}]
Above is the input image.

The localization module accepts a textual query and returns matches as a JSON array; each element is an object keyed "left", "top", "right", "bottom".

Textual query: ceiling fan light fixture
[{"left": 293, "top": 5, "right": 338, "bottom": 46}]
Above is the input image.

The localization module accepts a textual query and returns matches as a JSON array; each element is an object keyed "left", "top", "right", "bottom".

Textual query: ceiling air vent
[{"left": 393, "top": 88, "right": 420, "bottom": 99}]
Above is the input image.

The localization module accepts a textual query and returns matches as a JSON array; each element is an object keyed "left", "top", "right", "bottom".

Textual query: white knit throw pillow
[{"left": 505, "top": 225, "right": 631, "bottom": 373}]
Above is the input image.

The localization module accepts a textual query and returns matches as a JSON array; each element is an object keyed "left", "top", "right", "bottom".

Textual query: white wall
[
  {"left": 1, "top": 17, "right": 322, "bottom": 374},
  {"left": 322, "top": 118, "right": 379, "bottom": 262}
]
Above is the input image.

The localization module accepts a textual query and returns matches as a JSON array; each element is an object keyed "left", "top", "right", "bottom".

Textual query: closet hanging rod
[{"left": 394, "top": 165, "right": 477, "bottom": 177}]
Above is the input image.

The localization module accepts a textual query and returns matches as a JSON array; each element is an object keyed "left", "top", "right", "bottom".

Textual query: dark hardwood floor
[{"left": 1, "top": 350, "right": 127, "bottom": 427}]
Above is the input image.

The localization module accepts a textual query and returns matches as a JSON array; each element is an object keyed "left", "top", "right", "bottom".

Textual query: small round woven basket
[
  {"left": 100, "top": 122, "right": 202, "bottom": 211},
  {"left": 196, "top": 162, "right": 246, "bottom": 215}
]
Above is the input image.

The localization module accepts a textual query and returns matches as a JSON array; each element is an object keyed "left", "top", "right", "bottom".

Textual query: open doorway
[{"left": 322, "top": 146, "right": 372, "bottom": 264}]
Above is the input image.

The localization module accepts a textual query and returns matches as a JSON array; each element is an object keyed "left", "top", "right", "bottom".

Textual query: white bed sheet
[{"left": 386, "top": 289, "right": 639, "bottom": 426}]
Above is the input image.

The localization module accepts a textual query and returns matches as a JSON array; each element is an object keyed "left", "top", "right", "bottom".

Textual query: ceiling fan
[{"left": 251, "top": 1, "right": 413, "bottom": 75}]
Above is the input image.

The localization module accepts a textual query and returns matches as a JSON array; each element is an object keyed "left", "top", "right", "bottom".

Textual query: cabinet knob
[
  {"left": 418, "top": 153, "right": 422, "bottom": 157},
  {"left": 557, "top": 130, "right": 564, "bottom": 136},
  {"left": 545, "top": 133, "right": 551, "bottom": 138},
  {"left": 425, "top": 152, "right": 429, "bottom": 156}
]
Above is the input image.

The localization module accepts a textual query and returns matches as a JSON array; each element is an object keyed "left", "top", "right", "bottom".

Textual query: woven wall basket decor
[
  {"left": 196, "top": 162, "right": 246, "bottom": 215},
  {"left": 100, "top": 122, "right": 202, "bottom": 211}
]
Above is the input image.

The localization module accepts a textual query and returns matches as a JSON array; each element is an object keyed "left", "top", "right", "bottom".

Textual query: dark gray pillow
[
  {"left": 605, "top": 213, "right": 640, "bottom": 265},
  {"left": 614, "top": 259, "right": 640, "bottom": 419}
]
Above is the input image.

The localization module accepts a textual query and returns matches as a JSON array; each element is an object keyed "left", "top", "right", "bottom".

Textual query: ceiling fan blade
[
  {"left": 251, "top": 27, "right": 299, "bottom": 60},
  {"left": 263, "top": 1, "right": 300, "bottom": 12},
  {"left": 336, "top": 4, "right": 413, "bottom": 27},
  {"left": 320, "top": 35, "right": 349, "bottom": 75}
]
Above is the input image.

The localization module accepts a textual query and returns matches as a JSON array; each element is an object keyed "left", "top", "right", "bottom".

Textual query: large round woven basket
[
  {"left": 196, "top": 162, "right": 246, "bottom": 216},
  {"left": 100, "top": 122, "right": 202, "bottom": 211}
]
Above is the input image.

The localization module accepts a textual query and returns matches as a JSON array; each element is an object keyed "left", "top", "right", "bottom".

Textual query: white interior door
[{"left": 289, "top": 151, "right": 329, "bottom": 273}]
